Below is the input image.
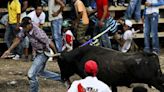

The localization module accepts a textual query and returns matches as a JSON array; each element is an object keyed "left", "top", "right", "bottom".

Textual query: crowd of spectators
[
  {"left": 0, "top": 0, "right": 164, "bottom": 61},
  {"left": 0, "top": 0, "right": 164, "bottom": 92}
]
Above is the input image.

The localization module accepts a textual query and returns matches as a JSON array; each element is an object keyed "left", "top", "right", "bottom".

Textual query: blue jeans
[
  {"left": 94, "top": 21, "right": 112, "bottom": 48},
  {"left": 144, "top": 13, "right": 159, "bottom": 54},
  {"left": 51, "top": 19, "right": 63, "bottom": 52},
  {"left": 124, "top": 0, "right": 141, "bottom": 21},
  {"left": 100, "top": 32, "right": 112, "bottom": 48},
  {"left": 22, "top": 36, "right": 30, "bottom": 48},
  {"left": 28, "top": 53, "right": 61, "bottom": 92},
  {"left": 4, "top": 24, "right": 23, "bottom": 55}
]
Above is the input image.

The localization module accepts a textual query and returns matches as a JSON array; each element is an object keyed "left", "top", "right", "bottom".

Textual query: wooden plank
[
  {"left": 109, "top": 5, "right": 164, "bottom": 11},
  {"left": 43, "top": 5, "right": 164, "bottom": 11},
  {"left": 0, "top": 8, "right": 8, "bottom": 13},
  {"left": 41, "top": 5, "right": 164, "bottom": 12},
  {"left": 1, "top": 5, "right": 164, "bottom": 13},
  {"left": 0, "top": 18, "right": 163, "bottom": 29},
  {"left": 42, "top": 18, "right": 164, "bottom": 27},
  {"left": 134, "top": 32, "right": 164, "bottom": 38},
  {"left": 131, "top": 18, "right": 164, "bottom": 24},
  {"left": 0, "top": 38, "right": 4, "bottom": 43},
  {"left": 0, "top": 24, "right": 5, "bottom": 29},
  {"left": 0, "top": 5, "right": 72, "bottom": 13}
]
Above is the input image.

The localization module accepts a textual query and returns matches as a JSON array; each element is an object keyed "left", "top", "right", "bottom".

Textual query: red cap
[{"left": 84, "top": 60, "right": 98, "bottom": 76}]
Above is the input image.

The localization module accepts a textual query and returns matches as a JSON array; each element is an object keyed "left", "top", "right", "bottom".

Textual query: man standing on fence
[
  {"left": 94, "top": 0, "right": 118, "bottom": 48},
  {"left": 4, "top": 0, "right": 23, "bottom": 60},
  {"left": 48, "top": 0, "right": 65, "bottom": 52},
  {"left": 124, "top": 0, "right": 142, "bottom": 22},
  {"left": 72, "top": 0, "right": 89, "bottom": 45},
  {"left": 143, "top": 0, "right": 164, "bottom": 55}
]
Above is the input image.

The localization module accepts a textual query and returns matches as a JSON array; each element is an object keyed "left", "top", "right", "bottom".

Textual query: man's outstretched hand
[{"left": 1, "top": 50, "right": 11, "bottom": 59}]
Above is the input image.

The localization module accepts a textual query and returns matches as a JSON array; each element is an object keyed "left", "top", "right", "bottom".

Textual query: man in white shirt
[
  {"left": 28, "top": 4, "right": 46, "bottom": 28},
  {"left": 68, "top": 60, "right": 112, "bottom": 92},
  {"left": 143, "top": 0, "right": 164, "bottom": 55},
  {"left": 114, "top": 20, "right": 133, "bottom": 53}
]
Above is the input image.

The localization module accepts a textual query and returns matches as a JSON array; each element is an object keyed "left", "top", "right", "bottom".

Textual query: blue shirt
[
  {"left": 144, "top": 0, "right": 164, "bottom": 15},
  {"left": 151, "top": 0, "right": 164, "bottom": 7}
]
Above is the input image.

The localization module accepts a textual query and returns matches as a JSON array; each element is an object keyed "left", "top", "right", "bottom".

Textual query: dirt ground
[{"left": 0, "top": 51, "right": 164, "bottom": 92}]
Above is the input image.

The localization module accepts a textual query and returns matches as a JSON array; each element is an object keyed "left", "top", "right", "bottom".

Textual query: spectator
[
  {"left": 91, "top": 0, "right": 118, "bottom": 48},
  {"left": 62, "top": 19, "right": 74, "bottom": 52},
  {"left": 20, "top": 0, "right": 28, "bottom": 21},
  {"left": 48, "top": 0, "right": 65, "bottom": 52},
  {"left": 72, "top": 0, "right": 89, "bottom": 45},
  {"left": 124, "top": 0, "right": 142, "bottom": 22},
  {"left": 143, "top": 0, "right": 164, "bottom": 55},
  {"left": 114, "top": 20, "right": 135, "bottom": 52},
  {"left": 5, "top": 0, "right": 22, "bottom": 60},
  {"left": 28, "top": 4, "right": 46, "bottom": 28},
  {"left": 1, "top": 17, "right": 61, "bottom": 92},
  {"left": 68, "top": 60, "right": 112, "bottom": 92},
  {"left": 132, "top": 86, "right": 148, "bottom": 92}
]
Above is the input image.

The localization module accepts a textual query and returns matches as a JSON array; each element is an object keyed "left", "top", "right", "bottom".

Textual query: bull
[{"left": 55, "top": 45, "right": 164, "bottom": 92}]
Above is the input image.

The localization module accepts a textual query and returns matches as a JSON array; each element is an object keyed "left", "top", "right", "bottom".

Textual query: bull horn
[{"left": 44, "top": 51, "right": 61, "bottom": 57}]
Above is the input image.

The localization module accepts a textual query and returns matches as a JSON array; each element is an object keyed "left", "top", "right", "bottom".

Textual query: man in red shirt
[
  {"left": 93, "top": 0, "right": 114, "bottom": 48},
  {"left": 96, "top": 0, "right": 110, "bottom": 22}
]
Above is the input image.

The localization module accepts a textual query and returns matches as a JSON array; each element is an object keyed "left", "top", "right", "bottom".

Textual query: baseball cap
[
  {"left": 84, "top": 60, "right": 98, "bottom": 76},
  {"left": 125, "top": 20, "right": 132, "bottom": 27}
]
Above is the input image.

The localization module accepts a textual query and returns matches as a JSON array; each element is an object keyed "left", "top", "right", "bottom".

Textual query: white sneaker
[{"left": 12, "top": 54, "right": 20, "bottom": 60}]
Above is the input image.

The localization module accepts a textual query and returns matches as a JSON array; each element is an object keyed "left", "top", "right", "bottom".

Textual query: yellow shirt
[
  {"left": 8, "top": 0, "right": 21, "bottom": 24},
  {"left": 74, "top": 0, "right": 89, "bottom": 25}
]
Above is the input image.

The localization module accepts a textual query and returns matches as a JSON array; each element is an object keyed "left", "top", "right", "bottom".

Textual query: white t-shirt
[
  {"left": 121, "top": 30, "right": 133, "bottom": 53},
  {"left": 67, "top": 76, "right": 112, "bottom": 92},
  {"left": 27, "top": 10, "right": 46, "bottom": 26},
  {"left": 20, "top": 12, "right": 27, "bottom": 21},
  {"left": 48, "top": 0, "right": 63, "bottom": 21}
]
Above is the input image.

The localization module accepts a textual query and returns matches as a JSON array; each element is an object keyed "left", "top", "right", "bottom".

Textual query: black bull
[{"left": 57, "top": 45, "right": 164, "bottom": 92}]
